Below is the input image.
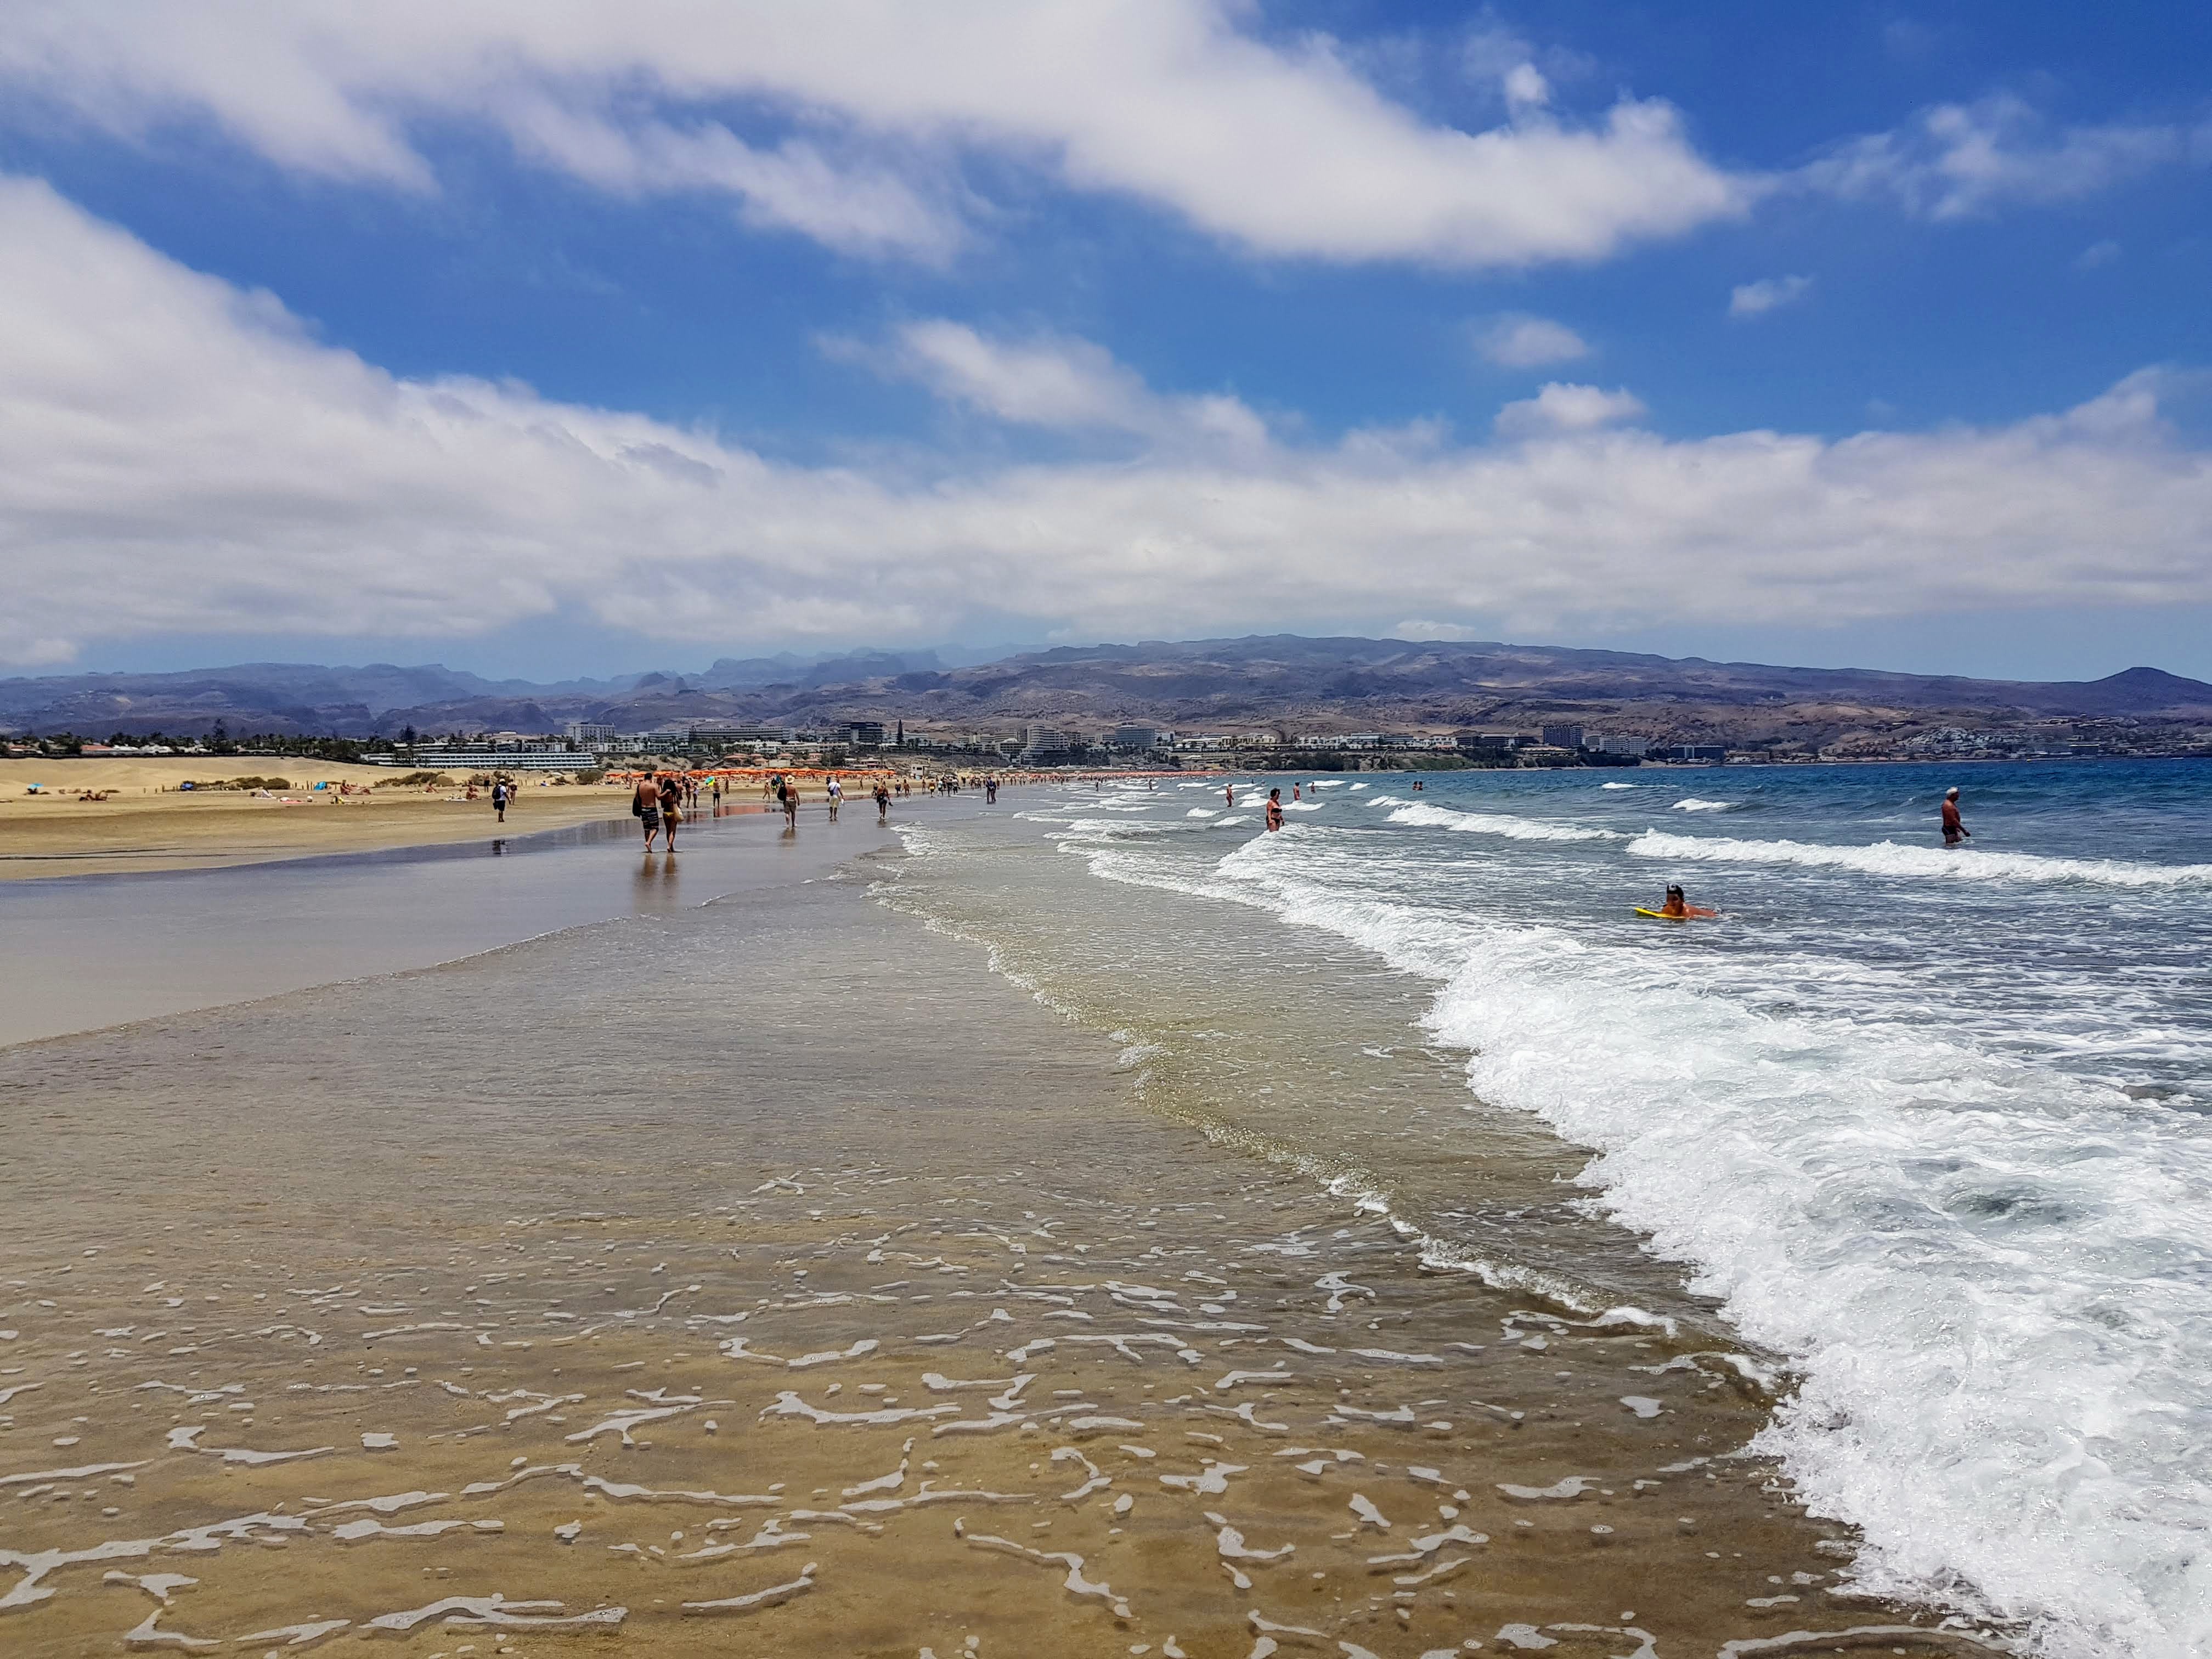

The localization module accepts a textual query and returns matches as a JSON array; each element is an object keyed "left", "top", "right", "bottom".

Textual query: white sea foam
[
  {"left": 1669, "top": 798, "right": 1731, "bottom": 812},
  {"left": 1628, "top": 830, "right": 2212, "bottom": 888},
  {"left": 1599, "top": 782, "right": 1639, "bottom": 790},
  {"left": 1183, "top": 830, "right": 2212, "bottom": 1658},
  {"left": 1387, "top": 803, "right": 1623, "bottom": 843}
]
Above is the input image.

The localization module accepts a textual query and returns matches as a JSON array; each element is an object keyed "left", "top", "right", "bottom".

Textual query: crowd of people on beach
[
  {"left": 619, "top": 768, "right": 1029, "bottom": 850},
  {"left": 609, "top": 765, "right": 1980, "bottom": 921}
]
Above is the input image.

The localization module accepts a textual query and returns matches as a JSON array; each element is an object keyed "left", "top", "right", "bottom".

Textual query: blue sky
[{"left": 1, "top": 1, "right": 2208, "bottom": 682}]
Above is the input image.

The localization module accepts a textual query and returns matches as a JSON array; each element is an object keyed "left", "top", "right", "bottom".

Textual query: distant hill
[{"left": 5, "top": 635, "right": 2210, "bottom": 747}]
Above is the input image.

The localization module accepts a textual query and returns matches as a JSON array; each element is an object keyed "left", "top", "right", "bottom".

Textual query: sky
[{"left": 1, "top": 1, "right": 2209, "bottom": 684}]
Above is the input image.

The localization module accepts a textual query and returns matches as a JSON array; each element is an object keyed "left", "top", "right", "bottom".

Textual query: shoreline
[{"left": 0, "top": 821, "right": 1990, "bottom": 1656}]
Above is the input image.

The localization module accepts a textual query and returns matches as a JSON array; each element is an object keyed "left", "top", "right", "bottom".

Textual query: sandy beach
[
  {"left": 0, "top": 804, "right": 1982, "bottom": 1658},
  {"left": 0, "top": 758, "right": 639, "bottom": 880}
]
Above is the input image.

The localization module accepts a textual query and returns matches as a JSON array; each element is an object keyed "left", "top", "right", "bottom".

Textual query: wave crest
[
  {"left": 1387, "top": 802, "right": 1623, "bottom": 843},
  {"left": 1627, "top": 830, "right": 2212, "bottom": 888}
]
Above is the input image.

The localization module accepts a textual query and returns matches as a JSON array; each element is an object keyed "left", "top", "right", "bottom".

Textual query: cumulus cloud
[
  {"left": 1494, "top": 383, "right": 1646, "bottom": 436},
  {"left": 5, "top": 179, "right": 2212, "bottom": 667},
  {"left": 844, "top": 320, "right": 1268, "bottom": 453},
  {"left": 0, "top": 1, "right": 1750, "bottom": 268},
  {"left": 1475, "top": 313, "right": 1590, "bottom": 368},
  {"left": 1729, "top": 274, "right": 1814, "bottom": 317},
  {"left": 1801, "top": 94, "right": 2211, "bottom": 219}
]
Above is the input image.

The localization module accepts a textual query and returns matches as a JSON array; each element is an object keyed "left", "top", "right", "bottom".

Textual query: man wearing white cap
[{"left": 1942, "top": 787, "right": 1970, "bottom": 849}]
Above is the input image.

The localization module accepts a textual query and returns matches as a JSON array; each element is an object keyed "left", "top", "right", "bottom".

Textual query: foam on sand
[{"left": 1203, "top": 828, "right": 2212, "bottom": 1656}]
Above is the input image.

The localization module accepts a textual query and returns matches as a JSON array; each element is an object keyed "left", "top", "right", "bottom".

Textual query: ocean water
[{"left": 891, "top": 761, "right": 2212, "bottom": 1659}]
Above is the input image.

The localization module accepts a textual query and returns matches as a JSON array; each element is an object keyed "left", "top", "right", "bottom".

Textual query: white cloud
[
  {"left": 849, "top": 321, "right": 1268, "bottom": 453},
  {"left": 5, "top": 179, "right": 2212, "bottom": 667},
  {"left": 1475, "top": 313, "right": 1590, "bottom": 368},
  {"left": 1393, "top": 619, "right": 1491, "bottom": 642},
  {"left": 1503, "top": 63, "right": 1551, "bottom": 120},
  {"left": 1494, "top": 383, "right": 1646, "bottom": 436},
  {"left": 1802, "top": 94, "right": 2210, "bottom": 219},
  {"left": 2074, "top": 239, "right": 2122, "bottom": 271},
  {"left": 1729, "top": 274, "right": 1814, "bottom": 317},
  {"left": 0, "top": 2, "right": 1750, "bottom": 268}
]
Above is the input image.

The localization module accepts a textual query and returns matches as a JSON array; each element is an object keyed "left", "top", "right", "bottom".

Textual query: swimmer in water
[
  {"left": 1942, "top": 786, "right": 1970, "bottom": 848},
  {"left": 1654, "top": 884, "right": 1716, "bottom": 919},
  {"left": 1265, "top": 788, "right": 1284, "bottom": 831}
]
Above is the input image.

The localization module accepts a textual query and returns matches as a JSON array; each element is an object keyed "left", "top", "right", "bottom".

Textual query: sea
[{"left": 882, "top": 758, "right": 2212, "bottom": 1658}]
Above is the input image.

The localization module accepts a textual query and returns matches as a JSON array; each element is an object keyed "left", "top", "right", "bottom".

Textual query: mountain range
[{"left": 6, "top": 637, "right": 2211, "bottom": 752}]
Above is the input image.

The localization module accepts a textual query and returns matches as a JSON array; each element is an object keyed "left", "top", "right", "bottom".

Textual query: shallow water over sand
[
  {"left": 0, "top": 817, "right": 1987, "bottom": 1657},
  {"left": 0, "top": 804, "right": 855, "bottom": 1048}
]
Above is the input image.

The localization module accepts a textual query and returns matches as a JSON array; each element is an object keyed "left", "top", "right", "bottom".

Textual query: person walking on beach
[
  {"left": 783, "top": 780, "right": 800, "bottom": 830},
  {"left": 661, "top": 774, "right": 683, "bottom": 850},
  {"left": 1942, "top": 787, "right": 1970, "bottom": 849},
  {"left": 827, "top": 776, "right": 842, "bottom": 821},
  {"left": 1265, "top": 788, "right": 1284, "bottom": 832},
  {"left": 490, "top": 777, "right": 510, "bottom": 823},
  {"left": 875, "top": 782, "right": 891, "bottom": 822},
  {"left": 633, "top": 773, "right": 662, "bottom": 849}
]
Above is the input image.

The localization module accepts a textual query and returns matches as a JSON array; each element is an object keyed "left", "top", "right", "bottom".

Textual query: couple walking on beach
[{"left": 631, "top": 772, "right": 685, "bottom": 850}]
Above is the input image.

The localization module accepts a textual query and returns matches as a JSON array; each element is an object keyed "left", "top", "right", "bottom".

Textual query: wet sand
[
  {"left": 0, "top": 802, "right": 859, "bottom": 1050},
  {"left": 0, "top": 836, "right": 1996, "bottom": 1657}
]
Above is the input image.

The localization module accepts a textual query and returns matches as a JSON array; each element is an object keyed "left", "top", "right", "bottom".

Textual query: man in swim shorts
[
  {"left": 633, "top": 774, "right": 662, "bottom": 849},
  {"left": 1942, "top": 787, "right": 1970, "bottom": 848}
]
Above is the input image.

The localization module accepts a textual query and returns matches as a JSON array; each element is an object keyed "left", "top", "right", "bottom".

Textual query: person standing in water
[
  {"left": 1265, "top": 788, "right": 1284, "bottom": 831},
  {"left": 826, "top": 776, "right": 842, "bottom": 821},
  {"left": 783, "top": 778, "right": 800, "bottom": 830},
  {"left": 875, "top": 782, "right": 891, "bottom": 822},
  {"left": 633, "top": 773, "right": 662, "bottom": 850},
  {"left": 1942, "top": 787, "right": 1970, "bottom": 848},
  {"left": 1224, "top": 783, "right": 1234, "bottom": 807}
]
